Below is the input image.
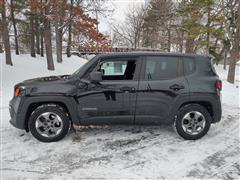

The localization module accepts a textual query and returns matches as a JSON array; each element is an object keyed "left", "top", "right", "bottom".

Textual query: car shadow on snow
[{"left": 72, "top": 124, "right": 178, "bottom": 142}]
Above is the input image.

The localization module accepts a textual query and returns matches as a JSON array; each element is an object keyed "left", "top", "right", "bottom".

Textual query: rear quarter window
[{"left": 183, "top": 57, "right": 196, "bottom": 75}]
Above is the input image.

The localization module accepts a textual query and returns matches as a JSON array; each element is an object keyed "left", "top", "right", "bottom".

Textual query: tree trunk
[
  {"left": 0, "top": 32, "right": 3, "bottom": 53},
  {"left": 66, "top": 0, "right": 73, "bottom": 57},
  {"left": 40, "top": 30, "right": 44, "bottom": 57},
  {"left": 206, "top": 8, "right": 211, "bottom": 53},
  {"left": 0, "top": 43, "right": 3, "bottom": 53},
  {"left": 44, "top": 1, "right": 54, "bottom": 70},
  {"left": 35, "top": 19, "right": 40, "bottom": 54},
  {"left": 185, "top": 34, "right": 195, "bottom": 53},
  {"left": 227, "top": 3, "right": 240, "bottom": 83},
  {"left": 54, "top": 0, "right": 64, "bottom": 63},
  {"left": 30, "top": 13, "right": 36, "bottom": 57},
  {"left": 167, "top": 28, "right": 171, "bottom": 52},
  {"left": 66, "top": 20, "right": 72, "bottom": 57},
  {"left": 180, "top": 31, "right": 184, "bottom": 53},
  {"left": 223, "top": 49, "right": 227, "bottom": 70},
  {"left": 55, "top": 27, "right": 63, "bottom": 63},
  {"left": 10, "top": 0, "right": 19, "bottom": 55},
  {"left": 1, "top": 0, "right": 13, "bottom": 65},
  {"left": 134, "top": 34, "right": 137, "bottom": 49},
  {"left": 40, "top": 0, "right": 44, "bottom": 57}
]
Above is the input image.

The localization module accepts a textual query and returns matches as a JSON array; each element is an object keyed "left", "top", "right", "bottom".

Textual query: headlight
[{"left": 14, "top": 87, "right": 25, "bottom": 97}]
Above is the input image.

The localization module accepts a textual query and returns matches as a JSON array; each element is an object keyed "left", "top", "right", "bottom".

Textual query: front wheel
[
  {"left": 174, "top": 104, "right": 212, "bottom": 140},
  {"left": 28, "top": 105, "right": 70, "bottom": 142}
]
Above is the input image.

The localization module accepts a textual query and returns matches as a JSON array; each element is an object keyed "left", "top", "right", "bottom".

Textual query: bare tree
[
  {"left": 0, "top": 31, "right": 3, "bottom": 53},
  {"left": 35, "top": 18, "right": 40, "bottom": 54},
  {"left": 43, "top": 0, "right": 54, "bottom": 70},
  {"left": 29, "top": 0, "right": 36, "bottom": 57},
  {"left": 112, "top": 4, "right": 147, "bottom": 49},
  {"left": 53, "top": 0, "right": 85, "bottom": 62},
  {"left": 66, "top": 0, "right": 73, "bottom": 57},
  {"left": 40, "top": 0, "right": 44, "bottom": 57},
  {"left": 10, "top": 0, "right": 19, "bottom": 55},
  {"left": 227, "top": 0, "right": 240, "bottom": 83},
  {"left": 53, "top": 0, "right": 65, "bottom": 63},
  {"left": 0, "top": 0, "right": 13, "bottom": 65}
]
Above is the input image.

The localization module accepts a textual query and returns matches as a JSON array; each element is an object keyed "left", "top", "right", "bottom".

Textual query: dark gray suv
[{"left": 9, "top": 52, "right": 222, "bottom": 142}]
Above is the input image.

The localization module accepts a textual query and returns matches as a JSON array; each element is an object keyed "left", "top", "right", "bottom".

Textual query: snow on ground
[
  {"left": 0, "top": 53, "right": 87, "bottom": 129},
  {"left": 0, "top": 53, "right": 239, "bottom": 179}
]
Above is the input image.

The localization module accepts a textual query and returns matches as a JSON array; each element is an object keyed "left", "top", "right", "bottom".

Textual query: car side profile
[{"left": 9, "top": 52, "right": 222, "bottom": 142}]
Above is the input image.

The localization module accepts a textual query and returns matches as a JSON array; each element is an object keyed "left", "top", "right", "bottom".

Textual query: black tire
[
  {"left": 174, "top": 104, "right": 212, "bottom": 140},
  {"left": 28, "top": 104, "right": 70, "bottom": 142}
]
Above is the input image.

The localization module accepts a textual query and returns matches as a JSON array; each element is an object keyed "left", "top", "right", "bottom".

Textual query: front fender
[{"left": 13, "top": 95, "right": 80, "bottom": 130}]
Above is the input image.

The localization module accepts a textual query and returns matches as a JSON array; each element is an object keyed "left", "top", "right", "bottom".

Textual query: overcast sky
[{"left": 98, "top": 0, "right": 145, "bottom": 33}]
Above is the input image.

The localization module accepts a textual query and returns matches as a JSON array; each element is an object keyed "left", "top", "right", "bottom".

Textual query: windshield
[{"left": 72, "top": 56, "right": 98, "bottom": 78}]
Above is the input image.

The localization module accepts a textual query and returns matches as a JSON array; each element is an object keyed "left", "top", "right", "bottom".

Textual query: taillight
[
  {"left": 216, "top": 80, "right": 222, "bottom": 91},
  {"left": 14, "top": 87, "right": 21, "bottom": 97}
]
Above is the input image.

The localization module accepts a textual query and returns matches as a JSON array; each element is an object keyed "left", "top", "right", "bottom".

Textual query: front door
[
  {"left": 77, "top": 57, "right": 141, "bottom": 125},
  {"left": 135, "top": 55, "right": 189, "bottom": 124}
]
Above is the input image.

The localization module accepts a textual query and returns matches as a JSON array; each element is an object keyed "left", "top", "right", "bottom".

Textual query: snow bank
[{"left": 214, "top": 64, "right": 240, "bottom": 108}]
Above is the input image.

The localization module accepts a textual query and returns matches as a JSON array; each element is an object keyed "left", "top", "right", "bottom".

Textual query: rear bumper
[
  {"left": 211, "top": 98, "right": 222, "bottom": 123},
  {"left": 9, "top": 97, "right": 26, "bottom": 130}
]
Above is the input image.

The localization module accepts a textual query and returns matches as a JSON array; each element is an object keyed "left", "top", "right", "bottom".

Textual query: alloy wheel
[
  {"left": 35, "top": 112, "right": 63, "bottom": 138},
  {"left": 181, "top": 111, "right": 206, "bottom": 135}
]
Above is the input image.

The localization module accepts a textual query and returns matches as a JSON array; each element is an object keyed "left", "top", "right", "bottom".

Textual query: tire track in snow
[
  {"left": 187, "top": 143, "right": 240, "bottom": 179},
  {"left": 186, "top": 112, "right": 240, "bottom": 179}
]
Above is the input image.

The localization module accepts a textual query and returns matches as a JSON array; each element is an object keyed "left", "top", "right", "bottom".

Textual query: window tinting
[
  {"left": 145, "top": 56, "right": 179, "bottom": 80},
  {"left": 183, "top": 57, "right": 195, "bottom": 75},
  {"left": 99, "top": 60, "right": 136, "bottom": 80},
  {"left": 101, "top": 61, "right": 127, "bottom": 76}
]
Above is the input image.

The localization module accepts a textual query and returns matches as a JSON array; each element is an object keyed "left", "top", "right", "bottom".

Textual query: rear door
[{"left": 135, "top": 55, "right": 189, "bottom": 124}]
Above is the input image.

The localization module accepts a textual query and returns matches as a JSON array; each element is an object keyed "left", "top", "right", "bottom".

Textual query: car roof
[{"left": 95, "top": 52, "right": 210, "bottom": 59}]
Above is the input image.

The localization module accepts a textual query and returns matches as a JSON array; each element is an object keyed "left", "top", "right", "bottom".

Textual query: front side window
[
  {"left": 145, "top": 56, "right": 179, "bottom": 80},
  {"left": 100, "top": 61, "right": 127, "bottom": 76},
  {"left": 99, "top": 59, "right": 136, "bottom": 80}
]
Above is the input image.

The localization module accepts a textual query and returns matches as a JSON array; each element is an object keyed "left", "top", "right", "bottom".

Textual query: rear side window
[
  {"left": 145, "top": 56, "right": 179, "bottom": 80},
  {"left": 183, "top": 57, "right": 195, "bottom": 75}
]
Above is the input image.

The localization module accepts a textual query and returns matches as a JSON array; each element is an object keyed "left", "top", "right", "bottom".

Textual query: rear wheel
[
  {"left": 28, "top": 105, "right": 70, "bottom": 142},
  {"left": 174, "top": 104, "right": 212, "bottom": 140}
]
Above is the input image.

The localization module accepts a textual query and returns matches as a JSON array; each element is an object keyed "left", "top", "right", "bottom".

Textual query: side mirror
[{"left": 90, "top": 71, "right": 102, "bottom": 82}]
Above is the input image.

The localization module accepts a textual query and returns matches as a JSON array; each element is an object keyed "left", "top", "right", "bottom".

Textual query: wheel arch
[
  {"left": 22, "top": 96, "right": 80, "bottom": 131},
  {"left": 168, "top": 93, "right": 221, "bottom": 124},
  {"left": 178, "top": 101, "right": 214, "bottom": 118}
]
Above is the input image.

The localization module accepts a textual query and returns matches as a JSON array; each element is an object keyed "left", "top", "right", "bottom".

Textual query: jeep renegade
[{"left": 9, "top": 52, "right": 222, "bottom": 142}]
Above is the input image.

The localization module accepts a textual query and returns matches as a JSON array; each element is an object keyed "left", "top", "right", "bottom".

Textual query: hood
[{"left": 16, "top": 75, "right": 79, "bottom": 96}]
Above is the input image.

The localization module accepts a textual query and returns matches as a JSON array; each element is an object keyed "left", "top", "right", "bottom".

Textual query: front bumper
[{"left": 9, "top": 96, "right": 26, "bottom": 130}]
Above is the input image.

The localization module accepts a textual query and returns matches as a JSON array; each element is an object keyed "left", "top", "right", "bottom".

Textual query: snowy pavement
[{"left": 0, "top": 54, "right": 240, "bottom": 179}]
